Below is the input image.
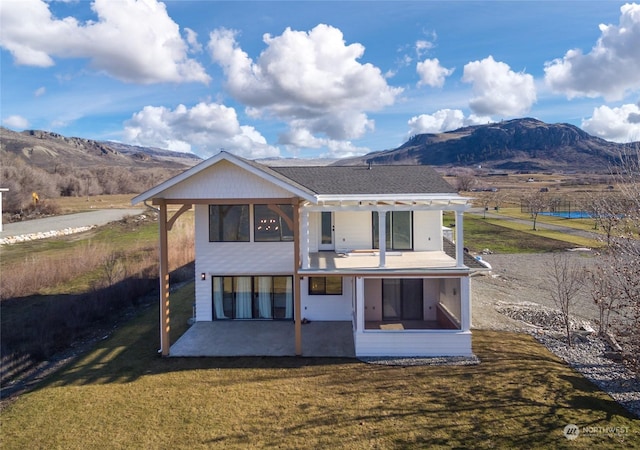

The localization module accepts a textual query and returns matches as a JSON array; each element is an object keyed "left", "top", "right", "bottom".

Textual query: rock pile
[
  {"left": 0, "top": 226, "right": 95, "bottom": 245},
  {"left": 495, "top": 300, "right": 639, "bottom": 418}
]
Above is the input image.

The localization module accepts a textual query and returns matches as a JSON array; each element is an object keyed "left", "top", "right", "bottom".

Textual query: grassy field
[
  {"left": 444, "top": 213, "right": 599, "bottom": 253},
  {"left": 3, "top": 193, "right": 637, "bottom": 447},
  {"left": 1, "top": 282, "right": 637, "bottom": 449}
]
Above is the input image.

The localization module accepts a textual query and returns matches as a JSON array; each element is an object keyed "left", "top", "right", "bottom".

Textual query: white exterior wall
[
  {"left": 300, "top": 277, "right": 353, "bottom": 321},
  {"left": 413, "top": 210, "right": 442, "bottom": 251},
  {"left": 194, "top": 204, "right": 294, "bottom": 322},
  {"left": 334, "top": 211, "right": 372, "bottom": 252},
  {"left": 364, "top": 279, "right": 382, "bottom": 321},
  {"left": 161, "top": 160, "right": 296, "bottom": 199},
  {"left": 423, "top": 278, "right": 440, "bottom": 321},
  {"left": 439, "top": 278, "right": 462, "bottom": 320},
  {"left": 354, "top": 330, "right": 472, "bottom": 357}
]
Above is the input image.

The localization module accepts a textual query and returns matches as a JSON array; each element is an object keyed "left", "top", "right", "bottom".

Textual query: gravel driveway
[{"left": 472, "top": 251, "right": 601, "bottom": 331}]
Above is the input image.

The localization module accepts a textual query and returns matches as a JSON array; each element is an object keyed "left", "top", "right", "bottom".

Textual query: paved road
[
  {"left": 468, "top": 207, "right": 599, "bottom": 241},
  {"left": 0, "top": 208, "right": 146, "bottom": 238}
]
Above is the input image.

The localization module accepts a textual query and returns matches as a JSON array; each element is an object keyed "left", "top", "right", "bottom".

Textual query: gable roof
[
  {"left": 132, "top": 151, "right": 461, "bottom": 206},
  {"left": 132, "top": 151, "right": 316, "bottom": 204},
  {"left": 270, "top": 165, "right": 456, "bottom": 195}
]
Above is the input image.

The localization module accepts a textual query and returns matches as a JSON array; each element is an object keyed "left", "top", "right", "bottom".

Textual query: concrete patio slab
[{"left": 169, "top": 320, "right": 355, "bottom": 358}]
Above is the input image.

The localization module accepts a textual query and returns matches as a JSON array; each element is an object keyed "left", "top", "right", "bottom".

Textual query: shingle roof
[
  {"left": 442, "top": 238, "right": 491, "bottom": 271},
  {"left": 269, "top": 165, "right": 456, "bottom": 195}
]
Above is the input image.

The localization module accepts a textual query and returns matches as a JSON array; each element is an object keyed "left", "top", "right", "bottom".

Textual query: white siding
[
  {"left": 194, "top": 204, "right": 294, "bottom": 321},
  {"left": 334, "top": 211, "right": 372, "bottom": 252},
  {"left": 300, "top": 277, "right": 353, "bottom": 321},
  {"left": 162, "top": 160, "right": 295, "bottom": 199},
  {"left": 364, "top": 278, "right": 382, "bottom": 321},
  {"left": 354, "top": 330, "right": 472, "bottom": 357},
  {"left": 413, "top": 210, "right": 442, "bottom": 251},
  {"left": 423, "top": 278, "right": 439, "bottom": 321}
]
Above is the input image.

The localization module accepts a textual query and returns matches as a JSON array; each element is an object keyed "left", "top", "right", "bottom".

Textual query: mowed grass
[
  {"left": 447, "top": 213, "right": 596, "bottom": 253},
  {"left": 2, "top": 283, "right": 637, "bottom": 449}
]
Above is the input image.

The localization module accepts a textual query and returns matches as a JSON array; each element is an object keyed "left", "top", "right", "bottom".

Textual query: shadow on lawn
[{"left": 29, "top": 293, "right": 637, "bottom": 448}]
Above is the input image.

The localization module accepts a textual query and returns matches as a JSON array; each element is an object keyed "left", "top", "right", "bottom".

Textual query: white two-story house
[{"left": 133, "top": 151, "right": 476, "bottom": 358}]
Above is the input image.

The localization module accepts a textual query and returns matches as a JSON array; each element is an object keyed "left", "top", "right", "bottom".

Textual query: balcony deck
[{"left": 301, "top": 250, "right": 462, "bottom": 274}]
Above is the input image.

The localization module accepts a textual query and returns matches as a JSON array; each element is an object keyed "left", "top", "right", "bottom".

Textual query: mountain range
[
  {"left": 2, "top": 118, "right": 638, "bottom": 173},
  {"left": 338, "top": 118, "right": 638, "bottom": 172},
  {"left": 0, "top": 127, "right": 201, "bottom": 170}
]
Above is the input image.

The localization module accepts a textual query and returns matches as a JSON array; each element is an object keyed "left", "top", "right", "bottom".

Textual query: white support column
[
  {"left": 355, "top": 277, "right": 365, "bottom": 333},
  {"left": 378, "top": 210, "right": 387, "bottom": 268},
  {"left": 301, "top": 208, "right": 310, "bottom": 269},
  {"left": 455, "top": 210, "right": 464, "bottom": 267},
  {"left": 460, "top": 276, "right": 471, "bottom": 332}
]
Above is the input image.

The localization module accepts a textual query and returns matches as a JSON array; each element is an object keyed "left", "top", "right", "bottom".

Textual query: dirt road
[{"left": 0, "top": 208, "right": 146, "bottom": 239}]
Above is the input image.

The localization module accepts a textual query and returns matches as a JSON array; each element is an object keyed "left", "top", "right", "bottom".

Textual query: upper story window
[
  {"left": 372, "top": 211, "right": 413, "bottom": 250},
  {"left": 209, "top": 205, "right": 250, "bottom": 242},
  {"left": 254, "top": 204, "right": 294, "bottom": 242}
]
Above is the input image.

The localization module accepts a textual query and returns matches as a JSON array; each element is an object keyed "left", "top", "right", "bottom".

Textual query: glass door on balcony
[{"left": 318, "top": 211, "right": 334, "bottom": 250}]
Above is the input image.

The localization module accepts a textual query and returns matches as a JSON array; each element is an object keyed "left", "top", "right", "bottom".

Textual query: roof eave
[{"left": 132, "top": 151, "right": 317, "bottom": 205}]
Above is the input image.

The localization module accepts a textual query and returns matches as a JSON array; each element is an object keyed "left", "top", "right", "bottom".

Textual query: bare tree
[
  {"left": 456, "top": 174, "right": 477, "bottom": 192},
  {"left": 522, "top": 190, "right": 548, "bottom": 230},
  {"left": 582, "top": 193, "right": 630, "bottom": 246},
  {"left": 586, "top": 264, "right": 618, "bottom": 335},
  {"left": 546, "top": 253, "right": 585, "bottom": 347},
  {"left": 593, "top": 148, "right": 640, "bottom": 377}
]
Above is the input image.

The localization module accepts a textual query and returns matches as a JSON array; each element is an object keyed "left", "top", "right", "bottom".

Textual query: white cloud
[
  {"left": 462, "top": 56, "right": 536, "bottom": 116},
  {"left": 208, "top": 24, "right": 402, "bottom": 145},
  {"left": 184, "top": 28, "right": 203, "bottom": 54},
  {"left": 0, "top": 0, "right": 209, "bottom": 84},
  {"left": 407, "top": 109, "right": 491, "bottom": 135},
  {"left": 123, "top": 102, "right": 280, "bottom": 158},
  {"left": 34, "top": 87, "right": 46, "bottom": 97},
  {"left": 416, "top": 58, "right": 453, "bottom": 88},
  {"left": 278, "top": 126, "right": 369, "bottom": 158},
  {"left": 3, "top": 115, "right": 29, "bottom": 129},
  {"left": 544, "top": 3, "right": 640, "bottom": 101},
  {"left": 581, "top": 103, "right": 640, "bottom": 143}
]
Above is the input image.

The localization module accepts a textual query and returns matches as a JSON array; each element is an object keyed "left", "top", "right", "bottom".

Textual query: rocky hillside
[
  {"left": 0, "top": 127, "right": 200, "bottom": 170},
  {"left": 339, "top": 118, "right": 638, "bottom": 172}
]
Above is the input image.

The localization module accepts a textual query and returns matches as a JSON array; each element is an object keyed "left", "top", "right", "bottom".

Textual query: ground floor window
[
  {"left": 213, "top": 275, "right": 293, "bottom": 320},
  {"left": 382, "top": 278, "right": 423, "bottom": 320},
  {"left": 308, "top": 276, "right": 342, "bottom": 295}
]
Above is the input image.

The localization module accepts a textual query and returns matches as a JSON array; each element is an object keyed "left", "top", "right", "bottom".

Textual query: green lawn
[
  {"left": 451, "top": 214, "right": 598, "bottom": 253},
  {"left": 2, "top": 282, "right": 637, "bottom": 449}
]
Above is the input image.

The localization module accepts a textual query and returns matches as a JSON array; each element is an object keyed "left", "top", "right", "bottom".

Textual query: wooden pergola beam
[{"left": 158, "top": 199, "right": 170, "bottom": 356}]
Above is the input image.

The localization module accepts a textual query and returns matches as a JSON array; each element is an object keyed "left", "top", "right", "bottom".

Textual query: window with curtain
[
  {"left": 254, "top": 204, "right": 294, "bottom": 242},
  {"left": 372, "top": 211, "right": 413, "bottom": 250},
  {"left": 212, "top": 275, "right": 293, "bottom": 320},
  {"left": 209, "top": 205, "right": 250, "bottom": 242}
]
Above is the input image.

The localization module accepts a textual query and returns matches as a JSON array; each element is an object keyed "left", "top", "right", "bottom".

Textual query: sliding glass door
[
  {"left": 382, "top": 278, "right": 423, "bottom": 320},
  {"left": 212, "top": 275, "right": 293, "bottom": 320}
]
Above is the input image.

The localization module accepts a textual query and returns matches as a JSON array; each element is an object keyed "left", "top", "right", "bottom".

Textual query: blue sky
[{"left": 1, "top": 1, "right": 639, "bottom": 160}]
